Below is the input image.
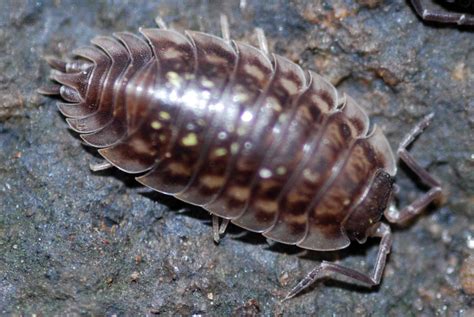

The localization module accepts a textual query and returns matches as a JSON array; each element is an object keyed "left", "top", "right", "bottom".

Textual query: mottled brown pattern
[
  {"left": 102, "top": 30, "right": 196, "bottom": 173},
  {"left": 298, "top": 137, "right": 383, "bottom": 250},
  {"left": 44, "top": 24, "right": 397, "bottom": 252},
  {"left": 138, "top": 31, "right": 237, "bottom": 194},
  {"left": 205, "top": 55, "right": 306, "bottom": 224},
  {"left": 176, "top": 42, "right": 273, "bottom": 205}
]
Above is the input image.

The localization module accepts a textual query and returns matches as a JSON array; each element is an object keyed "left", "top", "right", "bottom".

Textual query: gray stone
[{"left": 0, "top": 0, "right": 472, "bottom": 315}]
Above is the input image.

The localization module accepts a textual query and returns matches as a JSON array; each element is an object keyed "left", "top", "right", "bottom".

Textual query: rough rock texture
[{"left": 0, "top": 0, "right": 473, "bottom": 315}]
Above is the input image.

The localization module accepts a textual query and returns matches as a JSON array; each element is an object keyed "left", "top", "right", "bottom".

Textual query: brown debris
[
  {"left": 460, "top": 255, "right": 474, "bottom": 295},
  {"left": 232, "top": 299, "right": 260, "bottom": 317}
]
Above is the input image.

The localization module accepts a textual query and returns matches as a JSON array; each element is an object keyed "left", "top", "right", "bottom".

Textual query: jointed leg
[
  {"left": 154, "top": 16, "right": 168, "bottom": 29},
  {"left": 220, "top": 218, "right": 230, "bottom": 235},
  {"left": 410, "top": 0, "right": 474, "bottom": 25},
  {"left": 384, "top": 113, "right": 443, "bottom": 224},
  {"left": 89, "top": 161, "right": 113, "bottom": 172},
  {"left": 220, "top": 14, "right": 230, "bottom": 43},
  {"left": 284, "top": 222, "right": 392, "bottom": 301},
  {"left": 255, "top": 28, "right": 269, "bottom": 55},
  {"left": 212, "top": 214, "right": 230, "bottom": 243}
]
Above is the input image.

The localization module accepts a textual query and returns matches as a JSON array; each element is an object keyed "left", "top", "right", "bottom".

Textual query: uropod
[{"left": 39, "top": 16, "right": 444, "bottom": 299}]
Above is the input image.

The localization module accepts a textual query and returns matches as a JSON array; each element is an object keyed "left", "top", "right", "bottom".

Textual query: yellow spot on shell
[
  {"left": 159, "top": 111, "right": 171, "bottom": 120},
  {"left": 166, "top": 71, "right": 182, "bottom": 88},
  {"left": 272, "top": 103, "right": 282, "bottom": 112},
  {"left": 182, "top": 133, "right": 198, "bottom": 146},
  {"left": 214, "top": 148, "right": 227, "bottom": 157},
  {"left": 232, "top": 93, "right": 249, "bottom": 103},
  {"left": 162, "top": 48, "right": 181, "bottom": 59},
  {"left": 202, "top": 78, "right": 215, "bottom": 88},
  {"left": 231, "top": 143, "right": 239, "bottom": 154},
  {"left": 151, "top": 121, "right": 162, "bottom": 130},
  {"left": 303, "top": 168, "right": 319, "bottom": 182},
  {"left": 237, "top": 127, "right": 246, "bottom": 136},
  {"left": 276, "top": 166, "right": 287, "bottom": 175},
  {"left": 278, "top": 114, "right": 287, "bottom": 123},
  {"left": 259, "top": 168, "right": 272, "bottom": 179},
  {"left": 241, "top": 110, "right": 253, "bottom": 122}
]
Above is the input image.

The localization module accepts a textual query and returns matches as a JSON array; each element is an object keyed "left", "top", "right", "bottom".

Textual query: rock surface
[{"left": 0, "top": 0, "right": 472, "bottom": 315}]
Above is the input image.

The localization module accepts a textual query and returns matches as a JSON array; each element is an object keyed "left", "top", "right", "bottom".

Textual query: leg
[
  {"left": 219, "top": 218, "right": 230, "bottom": 235},
  {"left": 255, "top": 28, "right": 269, "bottom": 55},
  {"left": 284, "top": 222, "right": 392, "bottom": 301},
  {"left": 154, "top": 16, "right": 168, "bottom": 29},
  {"left": 89, "top": 161, "right": 113, "bottom": 172},
  {"left": 410, "top": 0, "right": 474, "bottom": 25},
  {"left": 211, "top": 214, "right": 230, "bottom": 243},
  {"left": 220, "top": 14, "right": 230, "bottom": 42},
  {"left": 384, "top": 113, "right": 443, "bottom": 224}
]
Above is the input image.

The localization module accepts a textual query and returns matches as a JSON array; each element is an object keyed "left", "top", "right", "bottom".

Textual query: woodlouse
[
  {"left": 39, "top": 16, "right": 443, "bottom": 299},
  {"left": 410, "top": 0, "right": 474, "bottom": 25}
]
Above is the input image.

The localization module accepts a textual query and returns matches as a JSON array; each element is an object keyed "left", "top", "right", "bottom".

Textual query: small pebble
[
  {"left": 130, "top": 271, "right": 140, "bottom": 282},
  {"left": 460, "top": 256, "right": 474, "bottom": 295}
]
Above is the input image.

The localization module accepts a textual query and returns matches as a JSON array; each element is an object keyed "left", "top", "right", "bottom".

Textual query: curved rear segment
[
  {"left": 81, "top": 32, "right": 154, "bottom": 147},
  {"left": 65, "top": 36, "right": 131, "bottom": 134},
  {"left": 40, "top": 40, "right": 121, "bottom": 121},
  {"left": 40, "top": 32, "right": 153, "bottom": 149}
]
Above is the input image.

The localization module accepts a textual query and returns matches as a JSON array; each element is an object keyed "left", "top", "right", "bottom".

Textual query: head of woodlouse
[{"left": 342, "top": 170, "right": 395, "bottom": 244}]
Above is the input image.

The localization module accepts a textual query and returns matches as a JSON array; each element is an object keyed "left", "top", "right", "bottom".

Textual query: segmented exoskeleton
[{"left": 39, "top": 16, "right": 443, "bottom": 300}]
